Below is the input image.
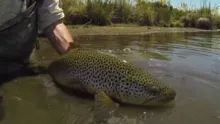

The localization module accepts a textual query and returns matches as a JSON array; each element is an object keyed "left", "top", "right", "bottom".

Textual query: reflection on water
[{"left": 0, "top": 31, "right": 220, "bottom": 124}]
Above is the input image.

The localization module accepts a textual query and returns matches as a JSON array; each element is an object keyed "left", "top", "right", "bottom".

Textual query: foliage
[
  {"left": 111, "top": 0, "right": 134, "bottom": 23},
  {"left": 61, "top": 0, "right": 220, "bottom": 30},
  {"left": 180, "top": 12, "right": 200, "bottom": 27},
  {"left": 195, "top": 17, "right": 212, "bottom": 30}
]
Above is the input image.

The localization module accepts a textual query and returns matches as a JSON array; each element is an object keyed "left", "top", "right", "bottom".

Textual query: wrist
[{"left": 66, "top": 42, "right": 80, "bottom": 52}]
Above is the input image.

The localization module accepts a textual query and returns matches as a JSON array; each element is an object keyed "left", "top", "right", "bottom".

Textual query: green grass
[{"left": 61, "top": 0, "right": 220, "bottom": 30}]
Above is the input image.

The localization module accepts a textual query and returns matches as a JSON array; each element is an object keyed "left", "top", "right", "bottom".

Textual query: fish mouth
[
  {"left": 149, "top": 90, "right": 176, "bottom": 103},
  {"left": 142, "top": 95, "right": 176, "bottom": 107},
  {"left": 142, "top": 96, "right": 174, "bottom": 106},
  {"left": 158, "top": 89, "right": 176, "bottom": 102},
  {"left": 142, "top": 89, "right": 176, "bottom": 106},
  {"left": 147, "top": 95, "right": 175, "bottom": 103},
  {"left": 158, "top": 95, "right": 176, "bottom": 102}
]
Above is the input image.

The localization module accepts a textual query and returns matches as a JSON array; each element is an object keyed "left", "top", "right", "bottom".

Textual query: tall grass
[{"left": 61, "top": 0, "right": 220, "bottom": 30}]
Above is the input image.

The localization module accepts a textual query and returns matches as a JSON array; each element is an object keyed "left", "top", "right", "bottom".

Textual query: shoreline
[{"left": 68, "top": 25, "right": 220, "bottom": 37}]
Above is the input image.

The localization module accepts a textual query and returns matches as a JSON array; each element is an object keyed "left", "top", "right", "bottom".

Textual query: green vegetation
[{"left": 61, "top": 0, "right": 220, "bottom": 30}]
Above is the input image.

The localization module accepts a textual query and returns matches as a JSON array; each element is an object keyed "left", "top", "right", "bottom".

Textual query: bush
[
  {"left": 211, "top": 13, "right": 220, "bottom": 29},
  {"left": 180, "top": 12, "right": 200, "bottom": 27},
  {"left": 170, "top": 20, "right": 184, "bottom": 27},
  {"left": 61, "top": 0, "right": 220, "bottom": 29},
  {"left": 217, "top": 20, "right": 220, "bottom": 29},
  {"left": 196, "top": 17, "right": 213, "bottom": 30},
  {"left": 62, "top": 0, "right": 85, "bottom": 24},
  {"left": 152, "top": 1, "right": 173, "bottom": 26},
  {"left": 111, "top": 0, "right": 134, "bottom": 23},
  {"left": 85, "top": 0, "right": 114, "bottom": 25},
  {"left": 134, "top": 1, "right": 155, "bottom": 26}
]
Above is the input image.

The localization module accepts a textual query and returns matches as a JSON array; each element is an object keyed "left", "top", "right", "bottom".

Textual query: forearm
[{"left": 44, "top": 20, "right": 73, "bottom": 55}]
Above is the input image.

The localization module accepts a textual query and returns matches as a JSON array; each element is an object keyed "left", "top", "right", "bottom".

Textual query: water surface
[{"left": 0, "top": 31, "right": 220, "bottom": 124}]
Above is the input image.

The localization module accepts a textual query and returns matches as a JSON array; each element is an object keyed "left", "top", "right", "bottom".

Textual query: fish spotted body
[{"left": 48, "top": 48, "right": 176, "bottom": 108}]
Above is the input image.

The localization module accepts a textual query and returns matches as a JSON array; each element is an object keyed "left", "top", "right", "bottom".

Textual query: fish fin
[
  {"left": 94, "top": 91, "right": 119, "bottom": 110},
  {"left": 93, "top": 91, "right": 119, "bottom": 122}
]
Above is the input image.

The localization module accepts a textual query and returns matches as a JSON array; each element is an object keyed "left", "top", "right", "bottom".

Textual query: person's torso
[
  {"left": 0, "top": 0, "right": 39, "bottom": 63},
  {"left": 0, "top": 0, "right": 36, "bottom": 27}
]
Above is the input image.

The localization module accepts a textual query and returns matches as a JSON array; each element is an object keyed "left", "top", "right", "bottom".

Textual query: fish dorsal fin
[{"left": 93, "top": 91, "right": 119, "bottom": 122}]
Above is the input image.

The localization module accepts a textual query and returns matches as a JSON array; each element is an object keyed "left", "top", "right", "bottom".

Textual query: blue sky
[
  {"left": 169, "top": 0, "right": 219, "bottom": 8},
  {"left": 129, "top": 0, "right": 220, "bottom": 9}
]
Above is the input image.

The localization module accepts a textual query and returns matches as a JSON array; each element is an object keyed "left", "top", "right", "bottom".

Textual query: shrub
[
  {"left": 111, "top": 0, "right": 134, "bottom": 23},
  {"left": 85, "top": 0, "right": 114, "bottom": 25},
  {"left": 196, "top": 17, "right": 213, "bottom": 30},
  {"left": 180, "top": 12, "right": 200, "bottom": 27},
  {"left": 61, "top": 0, "right": 220, "bottom": 29},
  {"left": 170, "top": 20, "right": 184, "bottom": 27}
]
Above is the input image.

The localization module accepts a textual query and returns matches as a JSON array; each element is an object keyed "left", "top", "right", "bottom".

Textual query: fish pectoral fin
[
  {"left": 92, "top": 91, "right": 119, "bottom": 122},
  {"left": 94, "top": 91, "right": 119, "bottom": 110}
]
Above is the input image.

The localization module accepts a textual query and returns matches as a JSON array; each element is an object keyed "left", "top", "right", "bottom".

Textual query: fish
[{"left": 47, "top": 48, "right": 176, "bottom": 113}]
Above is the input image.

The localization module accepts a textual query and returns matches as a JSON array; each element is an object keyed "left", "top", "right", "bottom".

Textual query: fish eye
[
  {"left": 151, "top": 89, "right": 158, "bottom": 94},
  {"left": 152, "top": 86, "right": 157, "bottom": 89},
  {"left": 152, "top": 86, "right": 159, "bottom": 91},
  {"left": 150, "top": 86, "right": 159, "bottom": 94}
]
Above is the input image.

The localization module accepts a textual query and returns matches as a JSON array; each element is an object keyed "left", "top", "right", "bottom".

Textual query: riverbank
[
  {"left": 67, "top": 24, "right": 220, "bottom": 37},
  {"left": 62, "top": 0, "right": 220, "bottom": 30}
]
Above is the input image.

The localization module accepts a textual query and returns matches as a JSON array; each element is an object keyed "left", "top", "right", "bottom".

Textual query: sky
[{"left": 169, "top": 0, "right": 220, "bottom": 8}]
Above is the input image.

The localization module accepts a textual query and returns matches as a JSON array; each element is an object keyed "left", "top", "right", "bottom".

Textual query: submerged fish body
[{"left": 48, "top": 49, "right": 176, "bottom": 107}]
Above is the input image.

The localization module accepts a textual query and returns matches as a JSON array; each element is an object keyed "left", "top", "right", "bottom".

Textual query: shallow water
[{"left": 0, "top": 31, "right": 220, "bottom": 124}]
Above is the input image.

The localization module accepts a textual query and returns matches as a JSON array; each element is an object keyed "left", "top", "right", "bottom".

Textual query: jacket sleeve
[{"left": 37, "top": 0, "right": 65, "bottom": 31}]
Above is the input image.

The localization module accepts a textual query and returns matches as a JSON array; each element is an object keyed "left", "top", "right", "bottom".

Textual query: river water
[{"left": 0, "top": 31, "right": 220, "bottom": 124}]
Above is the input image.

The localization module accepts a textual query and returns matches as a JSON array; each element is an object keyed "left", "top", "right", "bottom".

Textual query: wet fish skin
[{"left": 48, "top": 48, "right": 176, "bottom": 107}]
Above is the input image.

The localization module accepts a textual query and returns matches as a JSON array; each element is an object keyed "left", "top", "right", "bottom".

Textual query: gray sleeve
[{"left": 37, "top": 0, "right": 65, "bottom": 31}]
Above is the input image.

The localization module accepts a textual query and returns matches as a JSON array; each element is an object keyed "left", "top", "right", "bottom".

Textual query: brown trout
[{"left": 48, "top": 48, "right": 176, "bottom": 110}]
